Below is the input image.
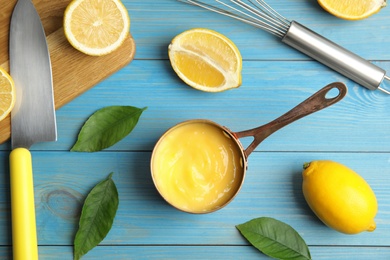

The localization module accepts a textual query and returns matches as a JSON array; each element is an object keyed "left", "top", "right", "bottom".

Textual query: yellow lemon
[
  {"left": 302, "top": 160, "right": 377, "bottom": 234},
  {"left": 64, "top": 0, "right": 130, "bottom": 56},
  {"left": 168, "top": 28, "right": 242, "bottom": 92},
  {"left": 0, "top": 67, "right": 16, "bottom": 122},
  {"left": 318, "top": 0, "right": 386, "bottom": 20}
]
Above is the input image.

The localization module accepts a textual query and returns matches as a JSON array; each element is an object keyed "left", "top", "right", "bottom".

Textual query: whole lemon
[{"left": 302, "top": 160, "right": 377, "bottom": 234}]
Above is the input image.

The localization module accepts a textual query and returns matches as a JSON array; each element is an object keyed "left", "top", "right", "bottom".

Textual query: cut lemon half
[
  {"left": 64, "top": 0, "right": 130, "bottom": 56},
  {"left": 168, "top": 28, "right": 242, "bottom": 92},
  {"left": 318, "top": 0, "right": 386, "bottom": 20},
  {"left": 0, "top": 68, "right": 15, "bottom": 122}
]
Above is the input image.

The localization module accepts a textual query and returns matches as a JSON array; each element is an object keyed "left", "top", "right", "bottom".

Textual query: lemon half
[
  {"left": 168, "top": 28, "right": 242, "bottom": 92},
  {"left": 64, "top": 0, "right": 130, "bottom": 56},
  {"left": 318, "top": 0, "right": 386, "bottom": 20},
  {"left": 0, "top": 68, "right": 15, "bottom": 122}
]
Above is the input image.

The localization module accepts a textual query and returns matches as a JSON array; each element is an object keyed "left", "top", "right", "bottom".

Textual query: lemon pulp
[
  {"left": 0, "top": 68, "right": 16, "bottom": 122},
  {"left": 168, "top": 28, "right": 242, "bottom": 92},
  {"left": 318, "top": 0, "right": 386, "bottom": 20},
  {"left": 64, "top": 0, "right": 130, "bottom": 56}
]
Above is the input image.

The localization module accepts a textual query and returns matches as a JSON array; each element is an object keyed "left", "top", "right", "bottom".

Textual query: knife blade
[{"left": 9, "top": 0, "right": 57, "bottom": 259}]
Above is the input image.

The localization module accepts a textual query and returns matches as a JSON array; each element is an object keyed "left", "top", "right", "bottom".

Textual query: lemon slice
[
  {"left": 318, "top": 0, "right": 386, "bottom": 20},
  {"left": 0, "top": 68, "right": 16, "bottom": 122},
  {"left": 64, "top": 0, "right": 130, "bottom": 56},
  {"left": 168, "top": 28, "right": 242, "bottom": 92}
]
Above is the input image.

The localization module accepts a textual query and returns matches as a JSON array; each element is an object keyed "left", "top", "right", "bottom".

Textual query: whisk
[{"left": 178, "top": 0, "right": 390, "bottom": 94}]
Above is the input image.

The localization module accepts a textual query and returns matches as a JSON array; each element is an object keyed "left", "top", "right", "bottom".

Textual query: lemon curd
[{"left": 151, "top": 121, "right": 244, "bottom": 213}]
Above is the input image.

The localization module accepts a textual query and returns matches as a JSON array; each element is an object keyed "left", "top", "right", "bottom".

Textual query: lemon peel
[
  {"left": 168, "top": 28, "right": 242, "bottom": 92},
  {"left": 318, "top": 0, "right": 386, "bottom": 20},
  {"left": 64, "top": 0, "right": 130, "bottom": 56},
  {"left": 302, "top": 160, "right": 377, "bottom": 234},
  {"left": 0, "top": 68, "right": 16, "bottom": 122}
]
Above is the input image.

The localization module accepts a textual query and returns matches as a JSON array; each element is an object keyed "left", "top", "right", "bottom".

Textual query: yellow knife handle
[{"left": 10, "top": 148, "right": 39, "bottom": 260}]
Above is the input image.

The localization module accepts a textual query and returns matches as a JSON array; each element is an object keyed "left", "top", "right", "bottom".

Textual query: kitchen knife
[{"left": 9, "top": 0, "right": 57, "bottom": 259}]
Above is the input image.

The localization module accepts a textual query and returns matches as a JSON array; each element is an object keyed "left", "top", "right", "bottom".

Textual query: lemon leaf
[
  {"left": 71, "top": 106, "right": 147, "bottom": 152},
  {"left": 74, "top": 173, "right": 119, "bottom": 260},
  {"left": 236, "top": 217, "right": 311, "bottom": 260}
]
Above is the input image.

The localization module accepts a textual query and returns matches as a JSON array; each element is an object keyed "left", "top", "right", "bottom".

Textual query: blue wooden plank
[
  {"left": 2, "top": 60, "right": 389, "bottom": 152},
  {"left": 126, "top": 0, "right": 390, "bottom": 60},
  {"left": 1, "top": 0, "right": 390, "bottom": 258},
  {"left": 0, "top": 151, "right": 388, "bottom": 246},
  {"left": 0, "top": 245, "right": 389, "bottom": 259}
]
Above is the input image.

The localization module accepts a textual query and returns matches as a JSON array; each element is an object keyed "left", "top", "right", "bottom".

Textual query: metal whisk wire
[
  {"left": 179, "top": 0, "right": 390, "bottom": 94},
  {"left": 182, "top": 0, "right": 291, "bottom": 38}
]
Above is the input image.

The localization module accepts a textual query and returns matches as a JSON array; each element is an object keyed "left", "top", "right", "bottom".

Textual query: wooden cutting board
[{"left": 0, "top": 0, "right": 136, "bottom": 144}]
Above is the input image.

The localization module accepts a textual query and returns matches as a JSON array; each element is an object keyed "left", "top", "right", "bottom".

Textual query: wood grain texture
[
  {"left": 129, "top": 0, "right": 390, "bottom": 60},
  {"left": 0, "top": 245, "right": 389, "bottom": 259},
  {"left": 0, "top": 0, "right": 136, "bottom": 144},
  {"left": 0, "top": 0, "right": 389, "bottom": 259},
  {"left": 0, "top": 152, "right": 389, "bottom": 246},
  {"left": 1, "top": 60, "right": 386, "bottom": 153}
]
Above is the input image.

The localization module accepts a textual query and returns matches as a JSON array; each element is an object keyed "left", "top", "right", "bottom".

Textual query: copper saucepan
[{"left": 151, "top": 82, "right": 347, "bottom": 214}]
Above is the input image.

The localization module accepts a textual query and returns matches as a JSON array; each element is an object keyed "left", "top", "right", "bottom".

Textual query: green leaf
[
  {"left": 71, "top": 106, "right": 147, "bottom": 152},
  {"left": 74, "top": 173, "right": 119, "bottom": 260},
  {"left": 236, "top": 217, "right": 311, "bottom": 260}
]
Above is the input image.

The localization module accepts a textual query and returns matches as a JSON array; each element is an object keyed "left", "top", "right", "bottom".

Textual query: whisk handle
[{"left": 282, "top": 21, "right": 388, "bottom": 93}]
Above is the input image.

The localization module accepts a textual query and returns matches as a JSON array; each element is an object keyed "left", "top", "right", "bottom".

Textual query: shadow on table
[
  {"left": 0, "top": 153, "right": 12, "bottom": 259},
  {"left": 126, "top": 151, "right": 167, "bottom": 208},
  {"left": 291, "top": 170, "right": 325, "bottom": 227}
]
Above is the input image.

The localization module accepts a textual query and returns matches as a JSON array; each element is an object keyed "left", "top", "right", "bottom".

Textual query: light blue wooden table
[{"left": 1, "top": 0, "right": 390, "bottom": 259}]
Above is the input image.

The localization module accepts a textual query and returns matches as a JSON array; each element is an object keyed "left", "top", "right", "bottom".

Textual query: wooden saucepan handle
[{"left": 235, "top": 82, "right": 348, "bottom": 157}]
